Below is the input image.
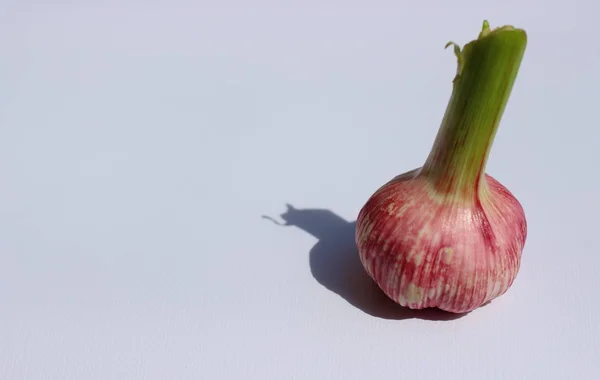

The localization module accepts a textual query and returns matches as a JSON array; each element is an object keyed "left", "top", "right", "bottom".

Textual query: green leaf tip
[
  {"left": 445, "top": 20, "right": 526, "bottom": 83},
  {"left": 479, "top": 20, "right": 491, "bottom": 38},
  {"left": 444, "top": 41, "right": 464, "bottom": 80}
]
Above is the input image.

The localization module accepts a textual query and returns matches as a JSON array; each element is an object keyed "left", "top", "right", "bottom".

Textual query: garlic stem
[{"left": 421, "top": 21, "right": 527, "bottom": 202}]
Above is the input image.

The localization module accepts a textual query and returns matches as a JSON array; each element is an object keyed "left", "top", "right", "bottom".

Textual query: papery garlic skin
[{"left": 356, "top": 170, "right": 526, "bottom": 313}]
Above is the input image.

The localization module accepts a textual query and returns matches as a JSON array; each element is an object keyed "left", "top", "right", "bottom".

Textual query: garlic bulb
[{"left": 355, "top": 21, "right": 528, "bottom": 313}]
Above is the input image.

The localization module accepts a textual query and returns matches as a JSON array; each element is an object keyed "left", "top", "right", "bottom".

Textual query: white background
[{"left": 1, "top": 1, "right": 599, "bottom": 379}]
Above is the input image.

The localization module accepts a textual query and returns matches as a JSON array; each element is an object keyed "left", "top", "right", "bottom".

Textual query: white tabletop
[{"left": 1, "top": 2, "right": 598, "bottom": 379}]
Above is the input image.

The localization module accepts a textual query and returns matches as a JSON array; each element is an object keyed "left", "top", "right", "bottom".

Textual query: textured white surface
[{"left": 1, "top": 1, "right": 599, "bottom": 379}]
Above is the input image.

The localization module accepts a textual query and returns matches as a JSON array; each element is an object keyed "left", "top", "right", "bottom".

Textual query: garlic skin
[{"left": 356, "top": 169, "right": 527, "bottom": 313}]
